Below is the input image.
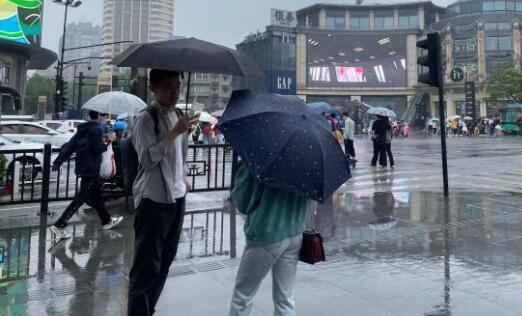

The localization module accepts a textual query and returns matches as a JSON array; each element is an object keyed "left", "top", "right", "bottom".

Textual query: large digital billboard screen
[
  {"left": 307, "top": 33, "right": 407, "bottom": 87},
  {"left": 0, "top": 0, "right": 42, "bottom": 45}
]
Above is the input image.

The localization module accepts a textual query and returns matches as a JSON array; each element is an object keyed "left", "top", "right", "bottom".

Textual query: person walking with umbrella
[
  {"left": 384, "top": 117, "right": 395, "bottom": 169},
  {"left": 127, "top": 69, "right": 197, "bottom": 316},
  {"left": 220, "top": 91, "right": 351, "bottom": 316},
  {"left": 371, "top": 115, "right": 389, "bottom": 168}
]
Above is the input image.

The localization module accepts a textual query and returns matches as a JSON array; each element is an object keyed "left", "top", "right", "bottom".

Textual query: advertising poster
[
  {"left": 0, "top": 0, "right": 43, "bottom": 45},
  {"left": 307, "top": 33, "right": 407, "bottom": 87}
]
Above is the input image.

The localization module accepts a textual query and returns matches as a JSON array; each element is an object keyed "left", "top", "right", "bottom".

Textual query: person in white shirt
[{"left": 342, "top": 112, "right": 356, "bottom": 158}]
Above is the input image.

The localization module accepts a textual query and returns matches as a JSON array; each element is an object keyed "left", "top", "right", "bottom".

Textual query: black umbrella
[
  {"left": 219, "top": 90, "right": 351, "bottom": 203},
  {"left": 111, "top": 37, "right": 263, "bottom": 109}
]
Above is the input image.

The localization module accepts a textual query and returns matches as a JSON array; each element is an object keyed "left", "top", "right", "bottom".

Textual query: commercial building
[
  {"left": 430, "top": 0, "right": 522, "bottom": 118},
  {"left": 0, "top": 0, "right": 57, "bottom": 114},
  {"left": 101, "top": 0, "right": 175, "bottom": 73},
  {"left": 236, "top": 9, "right": 298, "bottom": 95},
  {"left": 295, "top": 2, "right": 445, "bottom": 123}
]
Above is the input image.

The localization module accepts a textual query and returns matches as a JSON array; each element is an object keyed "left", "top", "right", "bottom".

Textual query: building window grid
[
  {"left": 484, "top": 22, "right": 512, "bottom": 31},
  {"left": 399, "top": 15, "right": 419, "bottom": 28},
  {"left": 454, "top": 37, "right": 478, "bottom": 53},
  {"left": 449, "top": 0, "right": 522, "bottom": 16},
  {"left": 326, "top": 15, "right": 346, "bottom": 30},
  {"left": 374, "top": 16, "right": 395, "bottom": 29},
  {"left": 350, "top": 16, "right": 370, "bottom": 30},
  {"left": 486, "top": 36, "right": 513, "bottom": 51}
]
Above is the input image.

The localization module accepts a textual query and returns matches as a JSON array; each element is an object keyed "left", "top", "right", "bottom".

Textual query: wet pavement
[{"left": 1, "top": 135, "right": 522, "bottom": 315}]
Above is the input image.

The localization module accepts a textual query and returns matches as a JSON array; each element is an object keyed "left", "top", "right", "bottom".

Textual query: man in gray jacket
[{"left": 127, "top": 69, "right": 196, "bottom": 316}]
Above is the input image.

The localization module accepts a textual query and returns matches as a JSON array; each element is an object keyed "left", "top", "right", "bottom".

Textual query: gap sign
[{"left": 270, "top": 70, "right": 296, "bottom": 95}]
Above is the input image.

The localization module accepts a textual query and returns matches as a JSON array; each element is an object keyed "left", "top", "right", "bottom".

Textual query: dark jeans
[
  {"left": 385, "top": 143, "right": 395, "bottom": 167},
  {"left": 344, "top": 138, "right": 355, "bottom": 158},
  {"left": 54, "top": 176, "right": 111, "bottom": 229},
  {"left": 371, "top": 142, "right": 386, "bottom": 167},
  {"left": 128, "top": 197, "right": 186, "bottom": 316}
]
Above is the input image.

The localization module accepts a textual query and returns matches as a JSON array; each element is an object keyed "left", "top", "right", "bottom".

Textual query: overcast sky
[{"left": 42, "top": 0, "right": 454, "bottom": 54}]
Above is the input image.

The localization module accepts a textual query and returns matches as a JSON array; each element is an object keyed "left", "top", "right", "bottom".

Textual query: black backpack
[{"left": 122, "top": 106, "right": 184, "bottom": 196}]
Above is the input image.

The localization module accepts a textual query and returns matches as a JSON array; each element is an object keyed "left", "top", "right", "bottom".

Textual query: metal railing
[{"left": 0, "top": 143, "right": 236, "bottom": 209}]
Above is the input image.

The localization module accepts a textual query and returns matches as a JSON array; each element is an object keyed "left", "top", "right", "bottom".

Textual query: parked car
[
  {"left": 0, "top": 135, "right": 58, "bottom": 181},
  {"left": 38, "top": 120, "right": 86, "bottom": 134},
  {"left": 0, "top": 121, "right": 72, "bottom": 148}
]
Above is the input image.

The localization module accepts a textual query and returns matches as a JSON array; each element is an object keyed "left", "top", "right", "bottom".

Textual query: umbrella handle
[{"left": 185, "top": 72, "right": 191, "bottom": 113}]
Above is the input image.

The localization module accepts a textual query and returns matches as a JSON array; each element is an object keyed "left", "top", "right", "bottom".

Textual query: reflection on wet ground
[{"left": 1, "top": 137, "right": 522, "bottom": 315}]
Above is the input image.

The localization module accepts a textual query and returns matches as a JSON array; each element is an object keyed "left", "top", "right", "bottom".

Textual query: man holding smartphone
[{"left": 128, "top": 69, "right": 198, "bottom": 316}]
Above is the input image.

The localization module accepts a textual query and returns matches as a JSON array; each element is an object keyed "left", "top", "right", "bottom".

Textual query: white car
[
  {"left": 38, "top": 120, "right": 86, "bottom": 134},
  {"left": 0, "top": 121, "right": 72, "bottom": 148},
  {"left": 0, "top": 135, "right": 58, "bottom": 181}
]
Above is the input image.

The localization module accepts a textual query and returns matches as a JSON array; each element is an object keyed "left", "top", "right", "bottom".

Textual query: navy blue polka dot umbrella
[{"left": 219, "top": 90, "right": 351, "bottom": 203}]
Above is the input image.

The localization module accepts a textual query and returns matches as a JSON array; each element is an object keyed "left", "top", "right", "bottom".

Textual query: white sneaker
[
  {"left": 50, "top": 225, "right": 71, "bottom": 241},
  {"left": 102, "top": 216, "right": 124, "bottom": 230}
]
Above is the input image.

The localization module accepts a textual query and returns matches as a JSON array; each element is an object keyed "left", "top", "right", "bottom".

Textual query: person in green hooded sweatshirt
[{"left": 228, "top": 163, "right": 309, "bottom": 316}]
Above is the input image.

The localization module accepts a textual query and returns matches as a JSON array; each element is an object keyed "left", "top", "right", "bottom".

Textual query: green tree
[
  {"left": 356, "top": 0, "right": 364, "bottom": 4},
  {"left": 24, "top": 74, "right": 55, "bottom": 115},
  {"left": 487, "top": 63, "right": 522, "bottom": 102}
]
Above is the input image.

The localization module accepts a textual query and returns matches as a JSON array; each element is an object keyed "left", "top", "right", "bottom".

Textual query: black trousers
[
  {"left": 371, "top": 142, "right": 387, "bottom": 167},
  {"left": 127, "top": 197, "right": 186, "bottom": 316},
  {"left": 344, "top": 138, "right": 356, "bottom": 158},
  {"left": 385, "top": 143, "right": 395, "bottom": 167},
  {"left": 54, "top": 176, "right": 111, "bottom": 229}
]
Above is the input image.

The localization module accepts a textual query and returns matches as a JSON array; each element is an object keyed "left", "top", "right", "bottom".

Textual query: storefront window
[{"left": 361, "top": 95, "right": 408, "bottom": 118}]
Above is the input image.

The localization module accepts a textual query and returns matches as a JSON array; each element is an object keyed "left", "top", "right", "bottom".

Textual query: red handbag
[
  {"left": 299, "top": 229, "right": 325, "bottom": 265},
  {"left": 299, "top": 203, "right": 326, "bottom": 265}
]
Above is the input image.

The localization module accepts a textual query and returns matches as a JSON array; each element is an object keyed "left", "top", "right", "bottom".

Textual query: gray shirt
[{"left": 132, "top": 103, "right": 188, "bottom": 207}]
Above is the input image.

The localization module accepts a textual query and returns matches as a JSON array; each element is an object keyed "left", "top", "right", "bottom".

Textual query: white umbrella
[
  {"left": 367, "top": 107, "right": 396, "bottom": 117},
  {"left": 82, "top": 91, "right": 147, "bottom": 116},
  {"left": 211, "top": 109, "right": 225, "bottom": 117},
  {"left": 198, "top": 111, "right": 218, "bottom": 125}
]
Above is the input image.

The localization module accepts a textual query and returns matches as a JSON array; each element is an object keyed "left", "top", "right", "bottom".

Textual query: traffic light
[
  {"left": 61, "top": 81, "right": 69, "bottom": 108},
  {"left": 417, "top": 32, "right": 441, "bottom": 87},
  {"left": 112, "top": 75, "right": 119, "bottom": 91}
]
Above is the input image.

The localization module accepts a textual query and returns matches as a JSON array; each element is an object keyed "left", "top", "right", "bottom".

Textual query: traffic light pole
[
  {"left": 417, "top": 32, "right": 449, "bottom": 196},
  {"left": 438, "top": 73, "right": 449, "bottom": 197}
]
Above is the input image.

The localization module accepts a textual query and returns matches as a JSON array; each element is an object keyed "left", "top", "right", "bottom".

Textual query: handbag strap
[{"left": 308, "top": 200, "right": 317, "bottom": 231}]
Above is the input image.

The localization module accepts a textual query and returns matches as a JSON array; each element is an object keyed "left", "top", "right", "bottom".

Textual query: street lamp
[{"left": 53, "top": 0, "right": 82, "bottom": 119}]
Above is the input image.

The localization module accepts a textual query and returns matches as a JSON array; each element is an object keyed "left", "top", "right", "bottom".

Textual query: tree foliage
[
  {"left": 487, "top": 63, "right": 522, "bottom": 102},
  {"left": 24, "top": 74, "right": 55, "bottom": 115}
]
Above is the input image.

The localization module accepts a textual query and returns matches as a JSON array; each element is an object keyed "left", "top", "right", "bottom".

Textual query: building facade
[
  {"left": 430, "top": 0, "right": 522, "bottom": 118},
  {"left": 236, "top": 10, "right": 298, "bottom": 96},
  {"left": 101, "top": 0, "right": 175, "bottom": 73},
  {"left": 182, "top": 73, "right": 234, "bottom": 112},
  {"left": 295, "top": 2, "right": 445, "bottom": 122},
  {"left": 60, "top": 22, "right": 102, "bottom": 81},
  {"left": 0, "top": 0, "right": 56, "bottom": 114}
]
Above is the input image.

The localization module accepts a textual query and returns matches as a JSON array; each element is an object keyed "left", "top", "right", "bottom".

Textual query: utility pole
[
  {"left": 77, "top": 72, "right": 84, "bottom": 112},
  {"left": 53, "top": 0, "right": 82, "bottom": 119}
]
